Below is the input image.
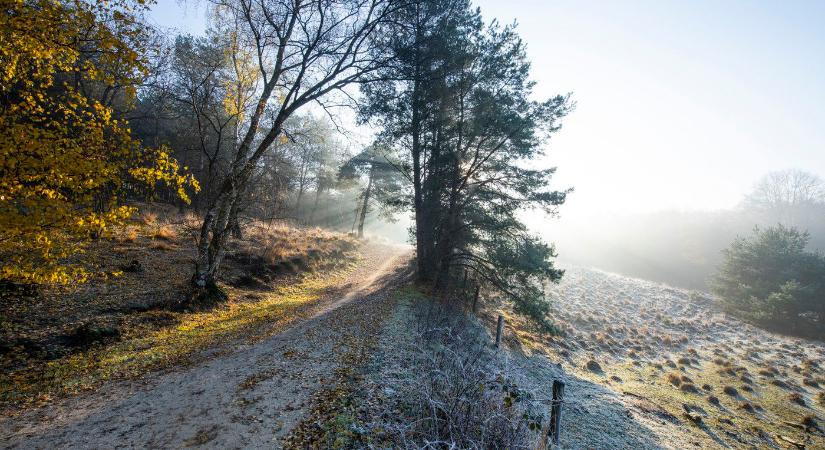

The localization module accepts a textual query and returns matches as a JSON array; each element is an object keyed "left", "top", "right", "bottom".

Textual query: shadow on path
[{"left": 0, "top": 245, "right": 412, "bottom": 449}]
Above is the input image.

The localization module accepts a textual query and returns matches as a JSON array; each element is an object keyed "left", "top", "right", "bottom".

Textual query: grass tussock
[
  {"left": 723, "top": 385, "right": 739, "bottom": 396},
  {"left": 118, "top": 227, "right": 138, "bottom": 243},
  {"left": 667, "top": 372, "right": 682, "bottom": 386},
  {"left": 680, "top": 383, "right": 699, "bottom": 394},
  {"left": 585, "top": 359, "right": 603, "bottom": 373},
  {"left": 151, "top": 224, "right": 177, "bottom": 241}
]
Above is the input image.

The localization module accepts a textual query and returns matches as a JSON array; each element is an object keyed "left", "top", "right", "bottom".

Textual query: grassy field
[{"left": 514, "top": 267, "right": 825, "bottom": 449}]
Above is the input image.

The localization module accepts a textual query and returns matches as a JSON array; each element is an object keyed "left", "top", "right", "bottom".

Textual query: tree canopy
[
  {"left": 713, "top": 225, "right": 825, "bottom": 337},
  {"left": 0, "top": 0, "right": 197, "bottom": 284}
]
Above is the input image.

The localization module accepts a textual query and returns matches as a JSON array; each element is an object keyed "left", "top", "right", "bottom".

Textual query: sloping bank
[{"left": 286, "top": 286, "right": 569, "bottom": 449}]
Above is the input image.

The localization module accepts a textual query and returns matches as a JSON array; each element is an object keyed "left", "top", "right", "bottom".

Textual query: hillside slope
[
  {"left": 0, "top": 207, "right": 366, "bottom": 410},
  {"left": 4, "top": 224, "right": 823, "bottom": 449},
  {"left": 530, "top": 267, "right": 825, "bottom": 449},
  {"left": 1, "top": 243, "right": 411, "bottom": 447}
]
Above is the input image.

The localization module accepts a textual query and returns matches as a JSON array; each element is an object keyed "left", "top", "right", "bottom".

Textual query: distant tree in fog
[{"left": 745, "top": 169, "right": 825, "bottom": 226}]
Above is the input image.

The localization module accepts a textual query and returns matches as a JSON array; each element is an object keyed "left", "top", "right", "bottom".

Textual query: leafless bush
[{"left": 370, "top": 298, "right": 546, "bottom": 449}]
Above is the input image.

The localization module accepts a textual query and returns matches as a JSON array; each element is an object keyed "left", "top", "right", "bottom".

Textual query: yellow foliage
[
  {"left": 220, "top": 24, "right": 260, "bottom": 123},
  {"left": 0, "top": 0, "right": 198, "bottom": 284}
]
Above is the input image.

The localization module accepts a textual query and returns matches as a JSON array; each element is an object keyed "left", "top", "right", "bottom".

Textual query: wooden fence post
[
  {"left": 471, "top": 285, "right": 480, "bottom": 313},
  {"left": 549, "top": 380, "right": 565, "bottom": 446},
  {"left": 495, "top": 315, "right": 504, "bottom": 347}
]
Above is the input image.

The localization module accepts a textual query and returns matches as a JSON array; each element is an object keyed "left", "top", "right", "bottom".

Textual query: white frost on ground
[{"left": 525, "top": 266, "right": 825, "bottom": 450}]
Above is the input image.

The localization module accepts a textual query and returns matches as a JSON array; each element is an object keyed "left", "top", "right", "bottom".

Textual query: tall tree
[
  {"left": 189, "top": 0, "right": 400, "bottom": 299},
  {"left": 339, "top": 145, "right": 406, "bottom": 237},
  {"left": 745, "top": 169, "right": 825, "bottom": 227},
  {"left": 361, "top": 0, "right": 572, "bottom": 329}
]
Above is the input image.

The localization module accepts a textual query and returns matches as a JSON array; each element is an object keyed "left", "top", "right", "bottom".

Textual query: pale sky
[
  {"left": 148, "top": 0, "right": 825, "bottom": 219},
  {"left": 478, "top": 0, "right": 825, "bottom": 215}
]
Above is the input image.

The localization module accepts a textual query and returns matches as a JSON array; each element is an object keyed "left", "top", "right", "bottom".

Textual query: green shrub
[{"left": 712, "top": 225, "right": 824, "bottom": 337}]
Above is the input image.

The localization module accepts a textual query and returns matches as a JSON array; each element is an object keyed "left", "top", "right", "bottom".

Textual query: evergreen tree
[
  {"left": 339, "top": 145, "right": 407, "bottom": 237},
  {"left": 713, "top": 225, "right": 825, "bottom": 336},
  {"left": 361, "top": 0, "right": 573, "bottom": 329}
]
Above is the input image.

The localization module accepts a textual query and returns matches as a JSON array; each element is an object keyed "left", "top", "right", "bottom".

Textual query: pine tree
[{"left": 361, "top": 0, "right": 573, "bottom": 329}]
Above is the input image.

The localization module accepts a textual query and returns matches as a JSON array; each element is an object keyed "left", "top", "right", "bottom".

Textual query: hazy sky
[{"left": 148, "top": 0, "right": 825, "bottom": 218}]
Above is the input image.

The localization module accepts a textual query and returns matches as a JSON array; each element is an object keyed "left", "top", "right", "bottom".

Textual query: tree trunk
[
  {"left": 230, "top": 216, "right": 243, "bottom": 239},
  {"left": 309, "top": 183, "right": 324, "bottom": 226},
  {"left": 411, "top": 72, "right": 430, "bottom": 282},
  {"left": 295, "top": 184, "right": 305, "bottom": 223},
  {"left": 191, "top": 126, "right": 269, "bottom": 298},
  {"left": 357, "top": 164, "right": 375, "bottom": 238},
  {"left": 192, "top": 183, "right": 239, "bottom": 291}
]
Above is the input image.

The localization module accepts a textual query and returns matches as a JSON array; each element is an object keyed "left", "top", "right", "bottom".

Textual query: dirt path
[{"left": 0, "top": 243, "right": 412, "bottom": 449}]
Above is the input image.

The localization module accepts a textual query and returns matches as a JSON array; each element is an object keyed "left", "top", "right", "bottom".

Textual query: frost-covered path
[{"left": 0, "top": 244, "right": 412, "bottom": 449}]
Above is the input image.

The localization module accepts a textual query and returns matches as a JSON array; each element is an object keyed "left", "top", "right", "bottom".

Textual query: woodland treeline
[{"left": 2, "top": 0, "right": 570, "bottom": 329}]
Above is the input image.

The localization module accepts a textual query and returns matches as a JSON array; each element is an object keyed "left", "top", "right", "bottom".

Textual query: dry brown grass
[
  {"left": 149, "top": 241, "right": 174, "bottom": 251},
  {"left": 233, "top": 222, "right": 357, "bottom": 269},
  {"left": 140, "top": 211, "right": 158, "bottom": 226},
  {"left": 723, "top": 385, "right": 738, "bottom": 396},
  {"left": 152, "top": 224, "right": 177, "bottom": 241},
  {"left": 118, "top": 228, "right": 138, "bottom": 243},
  {"left": 667, "top": 372, "right": 682, "bottom": 386}
]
